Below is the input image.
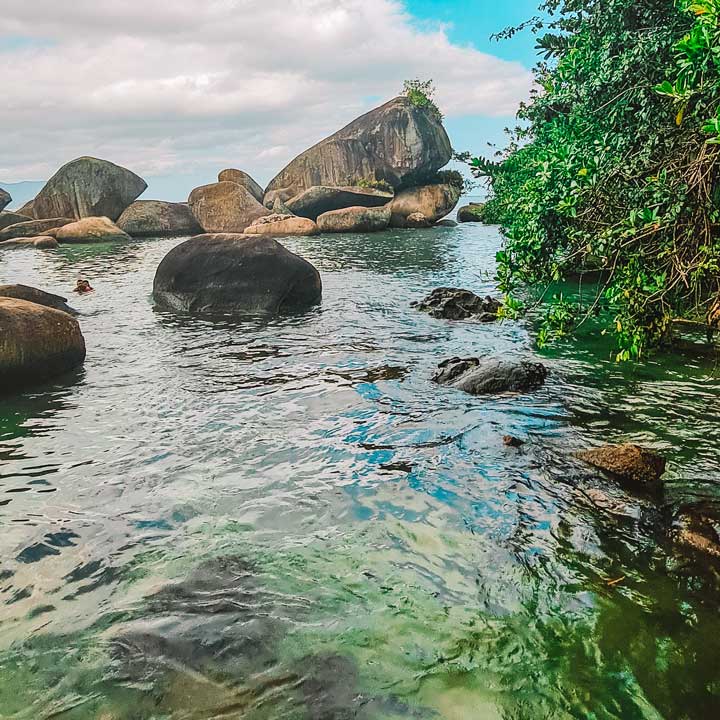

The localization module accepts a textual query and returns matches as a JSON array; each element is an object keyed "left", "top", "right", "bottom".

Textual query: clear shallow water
[{"left": 0, "top": 225, "right": 719, "bottom": 719}]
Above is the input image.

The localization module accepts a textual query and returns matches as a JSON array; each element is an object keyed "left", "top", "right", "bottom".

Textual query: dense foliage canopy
[{"left": 477, "top": 0, "right": 720, "bottom": 358}]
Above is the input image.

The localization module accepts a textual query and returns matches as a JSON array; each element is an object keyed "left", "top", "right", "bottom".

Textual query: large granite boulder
[
  {"left": 0, "top": 298, "right": 86, "bottom": 391},
  {"left": 389, "top": 183, "right": 461, "bottom": 227},
  {"left": 0, "top": 285, "right": 76, "bottom": 314},
  {"left": 17, "top": 200, "right": 35, "bottom": 218},
  {"left": 412, "top": 288, "right": 501, "bottom": 321},
  {"left": 286, "top": 186, "right": 392, "bottom": 221},
  {"left": 153, "top": 234, "right": 322, "bottom": 315},
  {"left": 577, "top": 444, "right": 666, "bottom": 493},
  {"left": 433, "top": 357, "right": 548, "bottom": 395},
  {"left": 31, "top": 157, "right": 147, "bottom": 221},
  {"left": 245, "top": 214, "right": 319, "bottom": 237},
  {"left": 117, "top": 200, "right": 203, "bottom": 237},
  {"left": 188, "top": 182, "right": 269, "bottom": 233},
  {"left": 317, "top": 205, "right": 391, "bottom": 233},
  {"left": 265, "top": 96, "right": 452, "bottom": 199},
  {"left": 218, "top": 169, "right": 264, "bottom": 203},
  {"left": 0, "top": 188, "right": 10, "bottom": 212},
  {"left": 0, "top": 212, "right": 33, "bottom": 231},
  {"left": 0, "top": 217, "right": 73, "bottom": 242},
  {"left": 55, "top": 216, "right": 130, "bottom": 244}
]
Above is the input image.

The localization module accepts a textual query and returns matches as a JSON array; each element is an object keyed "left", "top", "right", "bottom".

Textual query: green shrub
[{"left": 402, "top": 79, "right": 443, "bottom": 121}]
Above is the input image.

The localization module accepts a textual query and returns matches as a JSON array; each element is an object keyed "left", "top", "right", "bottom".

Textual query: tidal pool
[{"left": 1, "top": 224, "right": 719, "bottom": 719}]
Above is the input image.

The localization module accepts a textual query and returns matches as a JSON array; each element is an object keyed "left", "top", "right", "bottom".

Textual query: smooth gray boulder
[
  {"left": 0, "top": 211, "right": 33, "bottom": 231},
  {"left": 0, "top": 217, "right": 73, "bottom": 242},
  {"left": 188, "top": 181, "right": 269, "bottom": 233},
  {"left": 31, "top": 157, "right": 147, "bottom": 221},
  {"left": 317, "top": 205, "right": 391, "bottom": 233},
  {"left": 0, "top": 188, "right": 10, "bottom": 212},
  {"left": 286, "top": 186, "right": 392, "bottom": 221},
  {"left": 117, "top": 200, "right": 203, "bottom": 237},
  {"left": 389, "top": 183, "right": 461, "bottom": 227},
  {"left": 0, "top": 298, "right": 86, "bottom": 391},
  {"left": 265, "top": 96, "right": 452, "bottom": 199},
  {"left": 0, "top": 284, "right": 76, "bottom": 314},
  {"left": 433, "top": 357, "right": 548, "bottom": 395},
  {"left": 153, "top": 234, "right": 322, "bottom": 315},
  {"left": 218, "top": 169, "right": 264, "bottom": 203}
]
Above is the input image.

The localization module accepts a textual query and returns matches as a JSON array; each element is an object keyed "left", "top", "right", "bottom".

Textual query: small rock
[
  {"left": 389, "top": 183, "right": 461, "bottom": 227},
  {"left": 316, "top": 205, "right": 391, "bottom": 233},
  {"left": 55, "top": 216, "right": 130, "bottom": 243},
  {"left": 436, "top": 218, "right": 458, "bottom": 227},
  {"left": 0, "top": 235, "right": 58, "bottom": 249},
  {"left": 671, "top": 504, "right": 720, "bottom": 561},
  {"left": 413, "top": 287, "right": 501, "bottom": 321},
  {"left": 0, "top": 284, "right": 76, "bottom": 314},
  {"left": 503, "top": 435, "right": 524, "bottom": 448},
  {"left": 433, "top": 357, "right": 548, "bottom": 395},
  {"left": 245, "top": 214, "right": 319, "bottom": 237},
  {"left": 404, "top": 212, "right": 430, "bottom": 228},
  {"left": 576, "top": 444, "right": 666, "bottom": 493},
  {"left": 457, "top": 203, "right": 486, "bottom": 223}
]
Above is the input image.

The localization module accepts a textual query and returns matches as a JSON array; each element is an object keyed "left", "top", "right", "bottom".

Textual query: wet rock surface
[
  {"left": 577, "top": 444, "right": 666, "bottom": 493},
  {"left": 0, "top": 284, "right": 76, "bottom": 314},
  {"left": 671, "top": 503, "right": 720, "bottom": 561},
  {"left": 412, "top": 287, "right": 501, "bottom": 321},
  {"left": 433, "top": 357, "right": 548, "bottom": 395}
]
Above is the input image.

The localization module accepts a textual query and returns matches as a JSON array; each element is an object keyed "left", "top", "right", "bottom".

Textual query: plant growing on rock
[
  {"left": 473, "top": 0, "right": 720, "bottom": 359},
  {"left": 402, "top": 79, "right": 443, "bottom": 121}
]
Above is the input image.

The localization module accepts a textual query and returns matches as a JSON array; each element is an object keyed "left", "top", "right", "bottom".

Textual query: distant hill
[{"left": 0, "top": 181, "right": 46, "bottom": 210}]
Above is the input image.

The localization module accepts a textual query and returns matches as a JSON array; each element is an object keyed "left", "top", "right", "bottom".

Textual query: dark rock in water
[
  {"left": 286, "top": 185, "right": 393, "bottom": 221},
  {"left": 412, "top": 287, "right": 501, "bottom": 321},
  {"left": 31, "top": 156, "right": 147, "bottom": 221},
  {"left": 117, "top": 200, "right": 203, "bottom": 237},
  {"left": 317, "top": 204, "right": 391, "bottom": 233},
  {"left": 379, "top": 461, "right": 414, "bottom": 473},
  {"left": 245, "top": 213, "right": 319, "bottom": 237},
  {"left": 503, "top": 435, "right": 524, "bottom": 448},
  {"left": 265, "top": 96, "right": 452, "bottom": 199},
  {"left": 0, "top": 217, "right": 73, "bottom": 242},
  {"left": 0, "top": 298, "right": 86, "bottom": 391},
  {"left": 671, "top": 503, "right": 720, "bottom": 562},
  {"left": 436, "top": 218, "right": 458, "bottom": 227},
  {"left": 0, "top": 236, "right": 59, "bottom": 250},
  {"left": 433, "top": 357, "right": 548, "bottom": 395},
  {"left": 188, "top": 181, "right": 269, "bottom": 233},
  {"left": 0, "top": 211, "right": 33, "bottom": 230},
  {"left": 55, "top": 216, "right": 130, "bottom": 244},
  {"left": 389, "top": 183, "right": 461, "bottom": 227},
  {"left": 457, "top": 203, "right": 486, "bottom": 223},
  {"left": 153, "top": 233, "right": 322, "bottom": 315},
  {"left": 0, "top": 188, "right": 10, "bottom": 212},
  {"left": 0, "top": 284, "right": 76, "bottom": 314},
  {"left": 576, "top": 444, "right": 666, "bottom": 493},
  {"left": 218, "top": 168, "right": 265, "bottom": 203}
]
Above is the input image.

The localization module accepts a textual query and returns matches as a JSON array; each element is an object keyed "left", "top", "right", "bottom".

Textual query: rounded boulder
[
  {"left": 245, "top": 215, "right": 319, "bottom": 237},
  {"left": 188, "top": 182, "right": 269, "bottom": 233},
  {"left": 117, "top": 201, "right": 203, "bottom": 237},
  {"left": 153, "top": 234, "right": 322, "bottom": 316},
  {"left": 55, "top": 216, "right": 130, "bottom": 243},
  {"left": 317, "top": 205, "right": 391, "bottom": 233}
]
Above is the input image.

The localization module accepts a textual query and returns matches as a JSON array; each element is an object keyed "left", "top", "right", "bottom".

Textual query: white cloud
[{"left": 0, "top": 0, "right": 532, "bottom": 191}]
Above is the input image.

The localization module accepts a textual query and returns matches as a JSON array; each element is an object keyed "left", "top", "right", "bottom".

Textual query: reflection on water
[{"left": 0, "top": 225, "right": 719, "bottom": 719}]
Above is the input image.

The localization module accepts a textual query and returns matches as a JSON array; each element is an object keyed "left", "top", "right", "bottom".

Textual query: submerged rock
[
  {"left": 436, "top": 218, "right": 458, "bottom": 227},
  {"left": 576, "top": 444, "right": 666, "bottom": 493},
  {"left": 31, "top": 156, "right": 147, "bottom": 221},
  {"left": 188, "top": 181, "right": 269, "bottom": 233},
  {"left": 0, "top": 284, "right": 76, "bottom": 314},
  {"left": 412, "top": 287, "right": 501, "bottom": 321},
  {"left": 457, "top": 203, "right": 486, "bottom": 223},
  {"left": 265, "top": 96, "right": 452, "bottom": 199},
  {"left": 0, "top": 188, "right": 10, "bottom": 212},
  {"left": 0, "top": 298, "right": 86, "bottom": 391},
  {"left": 0, "top": 211, "right": 31, "bottom": 230},
  {"left": 117, "top": 200, "right": 202, "bottom": 237},
  {"left": 55, "top": 216, "right": 130, "bottom": 243},
  {"left": 433, "top": 357, "right": 548, "bottom": 395},
  {"left": 317, "top": 205, "right": 391, "bottom": 233},
  {"left": 0, "top": 217, "right": 73, "bottom": 242},
  {"left": 245, "top": 214, "right": 319, "bottom": 237},
  {"left": 671, "top": 503, "right": 720, "bottom": 562},
  {"left": 286, "top": 185, "right": 393, "bottom": 221},
  {"left": 0, "top": 236, "right": 58, "bottom": 249},
  {"left": 153, "top": 233, "right": 322, "bottom": 315},
  {"left": 218, "top": 168, "right": 264, "bottom": 203},
  {"left": 389, "top": 183, "right": 461, "bottom": 227}
]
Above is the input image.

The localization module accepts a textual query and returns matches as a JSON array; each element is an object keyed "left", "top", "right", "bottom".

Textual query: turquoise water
[{"left": 0, "top": 225, "right": 719, "bottom": 719}]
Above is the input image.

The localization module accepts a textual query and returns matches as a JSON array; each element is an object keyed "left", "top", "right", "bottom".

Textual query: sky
[{"left": 0, "top": 0, "right": 542, "bottom": 201}]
